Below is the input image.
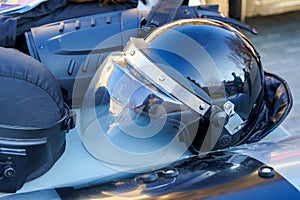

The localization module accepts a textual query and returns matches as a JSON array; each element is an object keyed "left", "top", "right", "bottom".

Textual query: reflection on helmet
[{"left": 79, "top": 19, "right": 265, "bottom": 171}]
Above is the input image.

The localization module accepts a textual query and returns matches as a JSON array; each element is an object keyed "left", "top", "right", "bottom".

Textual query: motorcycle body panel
[{"left": 2, "top": 125, "right": 300, "bottom": 199}]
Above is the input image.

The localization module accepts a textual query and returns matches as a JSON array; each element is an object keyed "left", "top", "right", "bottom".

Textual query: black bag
[
  {"left": 0, "top": 47, "right": 75, "bottom": 192},
  {"left": 25, "top": 1, "right": 255, "bottom": 107},
  {"left": 0, "top": 0, "right": 138, "bottom": 47}
]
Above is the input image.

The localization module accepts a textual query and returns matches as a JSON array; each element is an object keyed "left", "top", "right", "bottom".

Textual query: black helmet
[
  {"left": 141, "top": 18, "right": 268, "bottom": 152},
  {"left": 0, "top": 47, "right": 75, "bottom": 192},
  {"left": 79, "top": 19, "right": 292, "bottom": 171}
]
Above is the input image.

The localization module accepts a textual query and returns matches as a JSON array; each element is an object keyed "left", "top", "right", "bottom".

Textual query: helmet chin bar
[
  {"left": 124, "top": 38, "right": 211, "bottom": 117},
  {"left": 224, "top": 101, "right": 246, "bottom": 135}
]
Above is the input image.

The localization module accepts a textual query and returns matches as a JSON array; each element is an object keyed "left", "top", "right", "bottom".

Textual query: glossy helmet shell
[{"left": 144, "top": 19, "right": 265, "bottom": 151}]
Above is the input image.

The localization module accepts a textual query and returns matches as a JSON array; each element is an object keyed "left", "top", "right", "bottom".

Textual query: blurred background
[{"left": 245, "top": 10, "right": 300, "bottom": 135}]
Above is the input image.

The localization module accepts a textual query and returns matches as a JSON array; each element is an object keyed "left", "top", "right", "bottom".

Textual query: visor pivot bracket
[
  {"left": 224, "top": 101, "right": 245, "bottom": 135},
  {"left": 224, "top": 101, "right": 234, "bottom": 115}
]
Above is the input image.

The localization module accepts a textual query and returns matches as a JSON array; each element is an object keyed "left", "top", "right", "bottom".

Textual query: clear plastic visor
[{"left": 79, "top": 53, "right": 201, "bottom": 172}]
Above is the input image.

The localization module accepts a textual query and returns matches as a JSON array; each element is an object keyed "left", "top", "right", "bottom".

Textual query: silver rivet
[
  {"left": 224, "top": 102, "right": 232, "bottom": 110},
  {"left": 159, "top": 76, "right": 165, "bottom": 81},
  {"left": 130, "top": 51, "right": 135, "bottom": 56},
  {"left": 199, "top": 104, "right": 206, "bottom": 110}
]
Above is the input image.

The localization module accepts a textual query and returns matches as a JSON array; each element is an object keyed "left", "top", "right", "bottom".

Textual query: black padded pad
[
  {"left": 246, "top": 71, "right": 293, "bottom": 143},
  {"left": 0, "top": 47, "right": 65, "bottom": 127}
]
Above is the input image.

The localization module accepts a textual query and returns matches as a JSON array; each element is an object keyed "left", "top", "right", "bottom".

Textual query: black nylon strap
[
  {"left": 140, "top": 0, "right": 184, "bottom": 37},
  {"left": 146, "top": 0, "right": 184, "bottom": 26}
]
